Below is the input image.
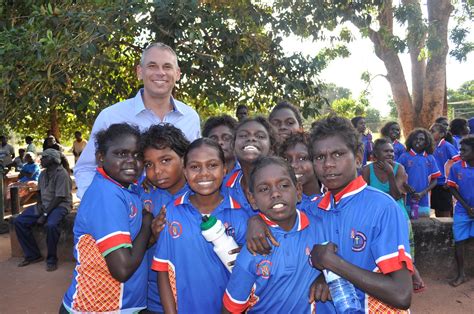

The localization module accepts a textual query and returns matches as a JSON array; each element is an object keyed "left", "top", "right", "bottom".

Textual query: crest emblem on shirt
[
  {"left": 169, "top": 221, "right": 183, "bottom": 239},
  {"left": 351, "top": 229, "right": 367, "bottom": 252},
  {"left": 129, "top": 203, "right": 138, "bottom": 218},
  {"left": 224, "top": 222, "right": 235, "bottom": 238},
  {"left": 407, "top": 160, "right": 414, "bottom": 168},
  {"left": 256, "top": 260, "right": 272, "bottom": 279},
  {"left": 143, "top": 199, "right": 153, "bottom": 213},
  {"left": 457, "top": 172, "right": 463, "bottom": 180}
]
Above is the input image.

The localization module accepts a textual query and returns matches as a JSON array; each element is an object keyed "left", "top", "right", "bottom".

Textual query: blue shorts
[{"left": 453, "top": 213, "right": 474, "bottom": 242}]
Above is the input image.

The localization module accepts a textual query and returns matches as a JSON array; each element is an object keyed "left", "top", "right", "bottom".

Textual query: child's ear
[
  {"left": 96, "top": 152, "right": 104, "bottom": 167},
  {"left": 355, "top": 146, "right": 364, "bottom": 168},
  {"left": 296, "top": 181, "right": 303, "bottom": 203}
]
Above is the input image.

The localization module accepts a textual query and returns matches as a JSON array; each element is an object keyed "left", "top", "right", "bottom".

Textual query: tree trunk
[
  {"left": 50, "top": 108, "right": 61, "bottom": 142},
  {"left": 420, "top": 0, "right": 453, "bottom": 127}
]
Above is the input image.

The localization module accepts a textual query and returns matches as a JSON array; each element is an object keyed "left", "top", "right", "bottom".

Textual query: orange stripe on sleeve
[
  {"left": 446, "top": 180, "right": 458, "bottom": 189},
  {"left": 377, "top": 247, "right": 414, "bottom": 274},
  {"left": 151, "top": 259, "right": 170, "bottom": 272},
  {"left": 96, "top": 233, "right": 131, "bottom": 254},
  {"left": 223, "top": 291, "right": 249, "bottom": 313}
]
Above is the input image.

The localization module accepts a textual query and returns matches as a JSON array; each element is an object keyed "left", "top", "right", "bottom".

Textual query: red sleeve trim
[
  {"left": 430, "top": 171, "right": 442, "bottom": 179},
  {"left": 223, "top": 291, "right": 249, "bottom": 313},
  {"left": 97, "top": 233, "right": 131, "bottom": 254},
  {"left": 377, "top": 247, "right": 414, "bottom": 274},
  {"left": 446, "top": 180, "right": 458, "bottom": 189},
  {"left": 151, "top": 259, "right": 170, "bottom": 272}
]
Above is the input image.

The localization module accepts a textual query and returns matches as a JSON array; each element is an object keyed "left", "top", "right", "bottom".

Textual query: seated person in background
[
  {"left": 10, "top": 148, "right": 26, "bottom": 172},
  {"left": 0, "top": 135, "right": 15, "bottom": 170},
  {"left": 72, "top": 131, "right": 87, "bottom": 163},
  {"left": 14, "top": 149, "right": 72, "bottom": 272},
  {"left": 6, "top": 152, "right": 41, "bottom": 207}
]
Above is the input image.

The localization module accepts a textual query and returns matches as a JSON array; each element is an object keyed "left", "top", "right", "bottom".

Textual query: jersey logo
[
  {"left": 129, "top": 203, "right": 138, "bottom": 218},
  {"left": 256, "top": 260, "right": 272, "bottom": 279},
  {"left": 457, "top": 172, "right": 463, "bottom": 180},
  {"left": 305, "top": 246, "right": 313, "bottom": 267},
  {"left": 407, "top": 160, "right": 413, "bottom": 168},
  {"left": 168, "top": 221, "right": 183, "bottom": 239},
  {"left": 224, "top": 222, "right": 235, "bottom": 238},
  {"left": 351, "top": 229, "right": 367, "bottom": 252},
  {"left": 143, "top": 199, "right": 153, "bottom": 213}
]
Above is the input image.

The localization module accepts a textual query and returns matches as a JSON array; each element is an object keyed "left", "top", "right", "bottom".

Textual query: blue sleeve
[
  {"left": 232, "top": 210, "right": 249, "bottom": 246},
  {"left": 224, "top": 247, "right": 258, "bottom": 305}
]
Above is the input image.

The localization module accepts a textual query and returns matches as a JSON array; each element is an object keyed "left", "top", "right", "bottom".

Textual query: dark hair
[
  {"left": 310, "top": 115, "right": 362, "bottom": 156},
  {"left": 248, "top": 156, "right": 297, "bottom": 193},
  {"left": 141, "top": 124, "right": 189, "bottom": 158},
  {"left": 184, "top": 138, "right": 225, "bottom": 167},
  {"left": 234, "top": 116, "right": 278, "bottom": 154},
  {"left": 202, "top": 115, "right": 238, "bottom": 138},
  {"left": 74, "top": 131, "right": 82, "bottom": 136},
  {"left": 278, "top": 132, "right": 312, "bottom": 160},
  {"left": 236, "top": 104, "right": 248, "bottom": 112},
  {"left": 25, "top": 136, "right": 33, "bottom": 142},
  {"left": 95, "top": 123, "right": 141, "bottom": 155},
  {"left": 405, "top": 128, "right": 435, "bottom": 154},
  {"left": 350, "top": 116, "right": 365, "bottom": 128},
  {"left": 373, "top": 138, "right": 391, "bottom": 155},
  {"left": 18, "top": 148, "right": 25, "bottom": 154},
  {"left": 449, "top": 118, "right": 469, "bottom": 136},
  {"left": 269, "top": 101, "right": 303, "bottom": 127},
  {"left": 380, "top": 121, "right": 400, "bottom": 138},
  {"left": 435, "top": 116, "right": 449, "bottom": 124},
  {"left": 460, "top": 135, "right": 474, "bottom": 151},
  {"left": 430, "top": 122, "right": 454, "bottom": 144}
]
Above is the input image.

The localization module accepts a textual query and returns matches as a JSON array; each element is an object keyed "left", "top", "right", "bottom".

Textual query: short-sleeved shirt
[
  {"left": 223, "top": 210, "right": 328, "bottom": 313},
  {"left": 18, "top": 162, "right": 40, "bottom": 182},
  {"left": 298, "top": 193, "right": 322, "bottom": 215},
  {"left": 38, "top": 165, "right": 72, "bottom": 210},
  {"left": 26, "top": 143, "right": 37, "bottom": 154},
  {"left": 312, "top": 176, "right": 413, "bottom": 313},
  {"left": 447, "top": 160, "right": 474, "bottom": 216},
  {"left": 139, "top": 184, "right": 190, "bottom": 313},
  {"left": 361, "top": 134, "right": 373, "bottom": 166},
  {"left": 221, "top": 169, "right": 256, "bottom": 216},
  {"left": 398, "top": 149, "right": 441, "bottom": 207},
  {"left": 0, "top": 143, "right": 14, "bottom": 165},
  {"left": 72, "top": 139, "right": 88, "bottom": 161},
  {"left": 433, "top": 139, "right": 460, "bottom": 185},
  {"left": 393, "top": 140, "right": 406, "bottom": 161},
  {"left": 151, "top": 191, "right": 249, "bottom": 314},
  {"left": 62, "top": 169, "right": 147, "bottom": 313},
  {"left": 453, "top": 135, "right": 462, "bottom": 151}
]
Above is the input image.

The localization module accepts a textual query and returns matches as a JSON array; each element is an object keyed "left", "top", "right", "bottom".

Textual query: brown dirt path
[{"left": 0, "top": 233, "right": 473, "bottom": 313}]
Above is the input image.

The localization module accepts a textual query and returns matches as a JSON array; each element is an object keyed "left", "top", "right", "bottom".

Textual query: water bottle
[
  {"left": 201, "top": 215, "right": 239, "bottom": 272},
  {"left": 323, "top": 269, "right": 362, "bottom": 313},
  {"left": 410, "top": 198, "right": 419, "bottom": 220}
]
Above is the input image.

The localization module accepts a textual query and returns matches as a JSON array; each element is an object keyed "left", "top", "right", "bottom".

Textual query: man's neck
[
  {"left": 46, "top": 164, "right": 60, "bottom": 173},
  {"left": 142, "top": 91, "right": 173, "bottom": 120}
]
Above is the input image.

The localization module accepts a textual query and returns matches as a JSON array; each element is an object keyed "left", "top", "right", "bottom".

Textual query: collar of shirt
[
  {"left": 174, "top": 191, "right": 242, "bottom": 214},
  {"left": 317, "top": 176, "right": 367, "bottom": 211},
  {"left": 437, "top": 138, "right": 446, "bottom": 147},
  {"left": 96, "top": 167, "right": 139, "bottom": 193},
  {"left": 409, "top": 148, "right": 428, "bottom": 157},
  {"left": 225, "top": 169, "right": 243, "bottom": 188},
  {"left": 258, "top": 209, "right": 309, "bottom": 233},
  {"left": 135, "top": 89, "right": 184, "bottom": 117}
]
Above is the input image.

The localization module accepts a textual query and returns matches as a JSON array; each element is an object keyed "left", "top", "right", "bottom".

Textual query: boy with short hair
[{"left": 447, "top": 135, "right": 474, "bottom": 287}]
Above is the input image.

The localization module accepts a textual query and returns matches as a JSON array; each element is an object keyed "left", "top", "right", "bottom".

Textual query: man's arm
[
  {"left": 158, "top": 271, "right": 177, "bottom": 314},
  {"left": 311, "top": 243, "right": 412, "bottom": 309}
]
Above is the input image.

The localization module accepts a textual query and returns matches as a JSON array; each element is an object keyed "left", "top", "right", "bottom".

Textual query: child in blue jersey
[
  {"left": 152, "top": 138, "right": 249, "bottom": 314},
  {"left": 449, "top": 118, "right": 470, "bottom": 151},
  {"left": 351, "top": 116, "right": 373, "bottom": 166},
  {"left": 447, "top": 135, "right": 474, "bottom": 287},
  {"left": 430, "top": 123, "right": 460, "bottom": 217},
  {"left": 268, "top": 101, "right": 304, "bottom": 143},
  {"left": 223, "top": 156, "right": 329, "bottom": 313},
  {"left": 380, "top": 121, "right": 406, "bottom": 161},
  {"left": 247, "top": 116, "right": 413, "bottom": 312},
  {"left": 202, "top": 114, "right": 239, "bottom": 175},
  {"left": 398, "top": 128, "right": 441, "bottom": 218},
  {"left": 223, "top": 116, "right": 278, "bottom": 215},
  {"left": 279, "top": 132, "right": 321, "bottom": 213},
  {"left": 140, "top": 124, "right": 190, "bottom": 313},
  {"left": 61, "top": 123, "right": 152, "bottom": 313}
]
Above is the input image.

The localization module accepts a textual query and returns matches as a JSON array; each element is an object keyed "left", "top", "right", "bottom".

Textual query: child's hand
[
  {"left": 309, "top": 274, "right": 331, "bottom": 303},
  {"left": 310, "top": 242, "right": 338, "bottom": 270},
  {"left": 142, "top": 208, "right": 154, "bottom": 226},
  {"left": 403, "top": 183, "right": 415, "bottom": 194},
  {"left": 412, "top": 192, "right": 423, "bottom": 201},
  {"left": 141, "top": 177, "right": 156, "bottom": 193},
  {"left": 375, "top": 160, "right": 394, "bottom": 174},
  {"left": 227, "top": 247, "right": 241, "bottom": 267},
  {"left": 151, "top": 205, "right": 166, "bottom": 238},
  {"left": 246, "top": 216, "right": 279, "bottom": 255}
]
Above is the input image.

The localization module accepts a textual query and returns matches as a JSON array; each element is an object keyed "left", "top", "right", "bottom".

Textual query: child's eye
[
  {"left": 144, "top": 162, "right": 153, "bottom": 168},
  {"left": 279, "top": 183, "right": 290, "bottom": 189},
  {"left": 334, "top": 152, "right": 344, "bottom": 158},
  {"left": 190, "top": 165, "right": 200, "bottom": 170},
  {"left": 314, "top": 155, "right": 324, "bottom": 161},
  {"left": 161, "top": 158, "right": 171, "bottom": 164},
  {"left": 258, "top": 186, "right": 269, "bottom": 193},
  {"left": 299, "top": 156, "right": 307, "bottom": 161},
  {"left": 257, "top": 134, "right": 267, "bottom": 139},
  {"left": 238, "top": 133, "right": 248, "bottom": 139},
  {"left": 208, "top": 163, "right": 218, "bottom": 169}
]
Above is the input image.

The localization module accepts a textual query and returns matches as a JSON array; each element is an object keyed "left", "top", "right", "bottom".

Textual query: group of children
[{"left": 59, "top": 102, "right": 473, "bottom": 313}]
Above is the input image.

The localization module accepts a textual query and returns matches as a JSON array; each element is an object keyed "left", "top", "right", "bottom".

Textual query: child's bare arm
[
  {"left": 158, "top": 271, "right": 177, "bottom": 314},
  {"left": 412, "top": 178, "right": 437, "bottom": 201},
  {"left": 310, "top": 243, "right": 412, "bottom": 310},
  {"left": 449, "top": 187, "right": 474, "bottom": 217}
]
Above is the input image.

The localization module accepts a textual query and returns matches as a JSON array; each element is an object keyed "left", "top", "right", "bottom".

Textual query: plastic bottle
[
  {"left": 201, "top": 215, "right": 239, "bottom": 272},
  {"left": 323, "top": 269, "right": 362, "bottom": 313},
  {"left": 410, "top": 198, "right": 419, "bottom": 220}
]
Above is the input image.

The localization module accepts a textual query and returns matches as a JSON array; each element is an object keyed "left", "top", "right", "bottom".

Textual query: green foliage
[
  {"left": 447, "top": 80, "right": 474, "bottom": 119},
  {"left": 330, "top": 97, "right": 366, "bottom": 118}
]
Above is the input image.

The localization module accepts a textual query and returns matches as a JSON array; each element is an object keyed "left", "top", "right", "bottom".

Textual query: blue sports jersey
[
  {"left": 361, "top": 133, "right": 373, "bottom": 166},
  {"left": 447, "top": 160, "right": 474, "bottom": 216},
  {"left": 453, "top": 135, "right": 462, "bottom": 151},
  {"left": 221, "top": 169, "right": 257, "bottom": 216},
  {"left": 393, "top": 140, "right": 406, "bottom": 161},
  {"left": 151, "top": 192, "right": 249, "bottom": 313},
  {"left": 312, "top": 176, "right": 413, "bottom": 313},
  {"left": 62, "top": 169, "right": 147, "bottom": 313},
  {"left": 398, "top": 149, "right": 441, "bottom": 207},
  {"left": 139, "top": 184, "right": 190, "bottom": 313},
  {"left": 223, "top": 210, "right": 331, "bottom": 313},
  {"left": 433, "top": 139, "right": 460, "bottom": 185},
  {"left": 298, "top": 193, "right": 322, "bottom": 215}
]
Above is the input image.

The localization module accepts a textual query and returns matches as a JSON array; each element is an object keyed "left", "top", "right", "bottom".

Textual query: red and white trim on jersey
[
  {"left": 427, "top": 170, "right": 442, "bottom": 182},
  {"left": 225, "top": 169, "right": 242, "bottom": 188},
  {"left": 223, "top": 289, "right": 251, "bottom": 313},
  {"left": 229, "top": 196, "right": 241, "bottom": 209},
  {"left": 258, "top": 209, "right": 309, "bottom": 231},
  {"left": 375, "top": 245, "right": 413, "bottom": 274},
  {"left": 174, "top": 192, "right": 188, "bottom": 206},
  {"left": 409, "top": 149, "right": 428, "bottom": 157},
  {"left": 96, "top": 231, "right": 132, "bottom": 255},
  {"left": 317, "top": 176, "right": 367, "bottom": 211},
  {"left": 174, "top": 191, "right": 241, "bottom": 210}
]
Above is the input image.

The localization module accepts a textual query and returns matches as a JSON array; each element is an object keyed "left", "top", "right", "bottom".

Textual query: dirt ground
[{"left": 0, "top": 232, "right": 473, "bottom": 313}]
